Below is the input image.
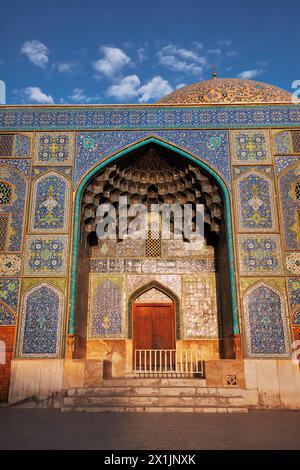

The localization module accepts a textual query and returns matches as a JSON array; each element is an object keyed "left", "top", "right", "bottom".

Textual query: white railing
[{"left": 134, "top": 349, "right": 205, "bottom": 378}]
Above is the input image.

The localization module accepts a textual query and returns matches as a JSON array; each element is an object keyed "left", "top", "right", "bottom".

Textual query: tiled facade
[{"left": 0, "top": 91, "right": 299, "bottom": 372}]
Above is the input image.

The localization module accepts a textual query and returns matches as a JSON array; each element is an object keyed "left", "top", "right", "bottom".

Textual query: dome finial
[{"left": 211, "top": 64, "right": 217, "bottom": 80}]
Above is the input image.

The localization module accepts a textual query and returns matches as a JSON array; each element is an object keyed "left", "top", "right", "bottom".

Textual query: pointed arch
[
  {"left": 278, "top": 162, "right": 300, "bottom": 249},
  {"left": 243, "top": 281, "right": 290, "bottom": 357},
  {"left": 128, "top": 280, "right": 181, "bottom": 339},
  {"left": 17, "top": 282, "right": 64, "bottom": 357},
  {"left": 0, "top": 163, "right": 27, "bottom": 251},
  {"left": 69, "top": 137, "right": 239, "bottom": 336}
]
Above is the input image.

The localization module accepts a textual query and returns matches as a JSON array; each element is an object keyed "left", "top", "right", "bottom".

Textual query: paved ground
[{"left": 0, "top": 408, "right": 299, "bottom": 450}]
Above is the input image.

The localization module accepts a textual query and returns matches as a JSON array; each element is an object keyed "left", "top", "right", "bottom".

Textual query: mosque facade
[{"left": 0, "top": 78, "right": 300, "bottom": 411}]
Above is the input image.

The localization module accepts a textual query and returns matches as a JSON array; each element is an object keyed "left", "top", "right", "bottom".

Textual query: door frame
[{"left": 132, "top": 302, "right": 176, "bottom": 366}]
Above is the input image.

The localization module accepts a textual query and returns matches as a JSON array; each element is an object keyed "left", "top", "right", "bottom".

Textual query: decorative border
[{"left": 0, "top": 104, "right": 300, "bottom": 130}]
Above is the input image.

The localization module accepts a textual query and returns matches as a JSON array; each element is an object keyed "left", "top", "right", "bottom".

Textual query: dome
[{"left": 157, "top": 78, "right": 293, "bottom": 104}]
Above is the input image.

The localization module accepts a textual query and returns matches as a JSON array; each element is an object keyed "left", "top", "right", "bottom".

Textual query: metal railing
[{"left": 134, "top": 349, "right": 205, "bottom": 378}]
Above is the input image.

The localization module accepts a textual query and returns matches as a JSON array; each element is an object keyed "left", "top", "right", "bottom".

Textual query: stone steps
[
  {"left": 62, "top": 406, "right": 248, "bottom": 413},
  {"left": 61, "top": 378, "right": 249, "bottom": 413}
]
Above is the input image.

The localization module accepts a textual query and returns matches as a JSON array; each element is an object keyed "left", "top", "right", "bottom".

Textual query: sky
[{"left": 0, "top": 0, "right": 300, "bottom": 105}]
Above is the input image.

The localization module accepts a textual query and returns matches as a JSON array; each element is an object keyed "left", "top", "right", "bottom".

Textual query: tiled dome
[{"left": 157, "top": 78, "right": 293, "bottom": 104}]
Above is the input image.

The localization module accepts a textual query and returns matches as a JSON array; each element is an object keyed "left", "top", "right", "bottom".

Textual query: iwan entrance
[{"left": 73, "top": 142, "right": 236, "bottom": 378}]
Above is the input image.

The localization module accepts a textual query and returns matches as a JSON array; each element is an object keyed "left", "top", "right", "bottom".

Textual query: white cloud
[
  {"left": 217, "top": 40, "right": 232, "bottom": 47},
  {"left": 137, "top": 48, "right": 146, "bottom": 62},
  {"left": 56, "top": 61, "right": 77, "bottom": 73},
  {"left": 93, "top": 46, "right": 132, "bottom": 77},
  {"left": 68, "top": 88, "right": 101, "bottom": 103},
  {"left": 207, "top": 48, "right": 222, "bottom": 55},
  {"left": 107, "top": 74, "right": 173, "bottom": 102},
  {"left": 24, "top": 87, "right": 54, "bottom": 104},
  {"left": 157, "top": 44, "right": 207, "bottom": 75},
  {"left": 69, "top": 88, "right": 89, "bottom": 102},
  {"left": 138, "top": 76, "right": 173, "bottom": 103},
  {"left": 20, "top": 40, "right": 49, "bottom": 68},
  {"left": 107, "top": 75, "right": 140, "bottom": 100},
  {"left": 238, "top": 68, "right": 264, "bottom": 80}
]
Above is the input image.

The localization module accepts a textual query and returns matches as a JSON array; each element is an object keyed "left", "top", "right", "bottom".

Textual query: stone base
[
  {"left": 9, "top": 359, "right": 64, "bottom": 405},
  {"left": 8, "top": 357, "right": 300, "bottom": 410}
]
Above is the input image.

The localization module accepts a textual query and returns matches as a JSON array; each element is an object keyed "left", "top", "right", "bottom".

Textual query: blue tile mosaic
[
  {"left": 279, "top": 164, "right": 300, "bottom": 250},
  {"left": 0, "top": 105, "right": 300, "bottom": 131},
  {"left": 75, "top": 130, "right": 231, "bottom": 187},
  {"left": 244, "top": 283, "right": 290, "bottom": 357},
  {"left": 19, "top": 283, "right": 63, "bottom": 357}
]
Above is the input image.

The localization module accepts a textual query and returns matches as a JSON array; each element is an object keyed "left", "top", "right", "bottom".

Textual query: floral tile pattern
[
  {"left": 24, "top": 235, "right": 68, "bottom": 275},
  {"left": 0, "top": 278, "right": 20, "bottom": 326},
  {"left": 75, "top": 130, "right": 231, "bottom": 187},
  {"left": 244, "top": 282, "right": 290, "bottom": 357},
  {"left": 287, "top": 278, "right": 300, "bottom": 325},
  {"left": 34, "top": 132, "right": 74, "bottom": 165},
  {"left": 30, "top": 172, "right": 69, "bottom": 232},
  {"left": 230, "top": 130, "right": 271, "bottom": 163},
  {"left": 17, "top": 282, "right": 63, "bottom": 357},
  {"left": 279, "top": 163, "right": 300, "bottom": 250},
  {"left": 0, "top": 164, "right": 28, "bottom": 251},
  {"left": 235, "top": 170, "right": 276, "bottom": 231},
  {"left": 238, "top": 234, "right": 283, "bottom": 274},
  {"left": 88, "top": 275, "right": 124, "bottom": 338}
]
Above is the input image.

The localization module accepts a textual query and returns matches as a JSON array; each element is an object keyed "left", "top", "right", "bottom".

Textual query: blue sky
[{"left": 0, "top": 0, "right": 299, "bottom": 105}]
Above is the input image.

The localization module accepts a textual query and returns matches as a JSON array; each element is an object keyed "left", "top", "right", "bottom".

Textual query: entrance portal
[{"left": 133, "top": 303, "right": 175, "bottom": 370}]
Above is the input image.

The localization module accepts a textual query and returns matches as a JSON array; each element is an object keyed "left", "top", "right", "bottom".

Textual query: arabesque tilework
[
  {"left": 0, "top": 164, "right": 27, "bottom": 251},
  {"left": 1, "top": 105, "right": 300, "bottom": 131},
  {"left": 17, "top": 282, "right": 63, "bottom": 357},
  {"left": 30, "top": 172, "right": 70, "bottom": 232},
  {"left": 75, "top": 130, "right": 231, "bottom": 187},
  {"left": 243, "top": 282, "right": 290, "bottom": 357},
  {"left": 235, "top": 170, "right": 276, "bottom": 231},
  {"left": 285, "top": 252, "right": 300, "bottom": 275},
  {"left": 273, "top": 130, "right": 293, "bottom": 154},
  {"left": 0, "top": 278, "right": 20, "bottom": 326},
  {"left": 0, "top": 254, "right": 21, "bottom": 275},
  {"left": 287, "top": 278, "right": 300, "bottom": 316},
  {"left": 274, "top": 156, "right": 299, "bottom": 176},
  {"left": 279, "top": 163, "right": 300, "bottom": 250},
  {"left": 34, "top": 132, "right": 74, "bottom": 165},
  {"left": 88, "top": 275, "right": 124, "bottom": 338},
  {"left": 14, "top": 134, "right": 31, "bottom": 157},
  {"left": 24, "top": 235, "right": 68, "bottom": 275},
  {"left": 230, "top": 130, "right": 271, "bottom": 163},
  {"left": 238, "top": 234, "right": 283, "bottom": 274},
  {"left": 0, "top": 97, "right": 299, "bottom": 363}
]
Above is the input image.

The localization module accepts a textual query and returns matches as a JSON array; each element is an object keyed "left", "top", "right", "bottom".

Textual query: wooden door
[
  {"left": 133, "top": 303, "right": 175, "bottom": 370},
  {"left": 0, "top": 326, "right": 15, "bottom": 402}
]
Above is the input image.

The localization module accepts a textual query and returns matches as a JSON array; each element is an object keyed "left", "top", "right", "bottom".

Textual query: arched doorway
[
  {"left": 129, "top": 282, "right": 179, "bottom": 371},
  {"left": 70, "top": 138, "right": 239, "bottom": 372}
]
